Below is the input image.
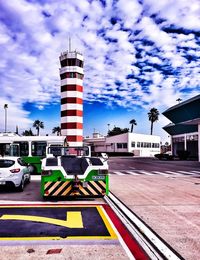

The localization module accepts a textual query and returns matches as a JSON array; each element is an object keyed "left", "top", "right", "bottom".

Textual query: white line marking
[
  {"left": 31, "top": 175, "right": 41, "bottom": 181},
  {"left": 164, "top": 171, "right": 181, "bottom": 175},
  {"left": 137, "top": 170, "right": 154, "bottom": 175},
  {"left": 190, "top": 171, "right": 200, "bottom": 174},
  {"left": 113, "top": 171, "right": 125, "bottom": 176},
  {"left": 126, "top": 171, "right": 139, "bottom": 176},
  {"left": 152, "top": 171, "right": 170, "bottom": 176},
  {"left": 108, "top": 193, "right": 181, "bottom": 260},
  {"left": 177, "top": 171, "right": 194, "bottom": 175}
]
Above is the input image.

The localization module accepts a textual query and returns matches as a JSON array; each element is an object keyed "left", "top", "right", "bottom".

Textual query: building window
[
  {"left": 61, "top": 59, "right": 83, "bottom": 68},
  {"left": 77, "top": 73, "right": 83, "bottom": 79},
  {"left": 117, "top": 143, "right": 122, "bottom": 149},
  {"left": 67, "top": 59, "right": 76, "bottom": 66},
  {"left": 137, "top": 142, "right": 140, "bottom": 147},
  {"left": 131, "top": 142, "right": 135, "bottom": 147},
  {"left": 117, "top": 143, "right": 127, "bottom": 149},
  {"left": 76, "top": 59, "right": 83, "bottom": 68},
  {"left": 152, "top": 143, "right": 160, "bottom": 148},
  {"left": 60, "top": 73, "right": 66, "bottom": 80},
  {"left": 172, "top": 137, "right": 184, "bottom": 143},
  {"left": 70, "top": 72, "right": 75, "bottom": 78},
  {"left": 186, "top": 134, "right": 198, "bottom": 141},
  {"left": 143, "top": 142, "right": 151, "bottom": 148}
]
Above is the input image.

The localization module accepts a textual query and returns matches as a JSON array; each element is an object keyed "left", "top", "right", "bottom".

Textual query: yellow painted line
[
  {"left": 63, "top": 236, "right": 117, "bottom": 240},
  {"left": 0, "top": 205, "right": 99, "bottom": 208},
  {"left": 96, "top": 206, "right": 117, "bottom": 239},
  {"left": 0, "top": 211, "right": 83, "bottom": 228},
  {"left": 0, "top": 236, "right": 62, "bottom": 241},
  {"left": 0, "top": 236, "right": 117, "bottom": 241}
]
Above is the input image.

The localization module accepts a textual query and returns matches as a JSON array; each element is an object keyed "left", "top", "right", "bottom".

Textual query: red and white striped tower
[{"left": 59, "top": 50, "right": 84, "bottom": 146}]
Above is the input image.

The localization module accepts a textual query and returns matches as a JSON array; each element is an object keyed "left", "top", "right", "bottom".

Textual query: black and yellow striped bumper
[{"left": 43, "top": 180, "right": 107, "bottom": 197}]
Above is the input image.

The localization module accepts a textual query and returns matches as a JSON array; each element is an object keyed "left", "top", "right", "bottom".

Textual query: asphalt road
[
  {"left": 108, "top": 157, "right": 200, "bottom": 260},
  {"left": 108, "top": 156, "right": 200, "bottom": 172},
  {"left": 0, "top": 157, "right": 199, "bottom": 201}
]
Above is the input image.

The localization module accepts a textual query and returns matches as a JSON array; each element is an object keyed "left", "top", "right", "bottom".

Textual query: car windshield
[{"left": 0, "top": 159, "right": 15, "bottom": 168}]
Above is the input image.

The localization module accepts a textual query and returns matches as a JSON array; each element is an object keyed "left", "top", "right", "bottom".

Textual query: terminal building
[
  {"left": 84, "top": 132, "right": 161, "bottom": 157},
  {"left": 163, "top": 94, "right": 200, "bottom": 162}
]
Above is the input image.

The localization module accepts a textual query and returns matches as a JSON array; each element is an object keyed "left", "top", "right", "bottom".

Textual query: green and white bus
[{"left": 0, "top": 133, "right": 66, "bottom": 174}]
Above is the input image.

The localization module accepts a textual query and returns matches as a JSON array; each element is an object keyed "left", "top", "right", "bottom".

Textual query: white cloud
[
  {"left": 143, "top": 0, "right": 200, "bottom": 30},
  {"left": 0, "top": 0, "right": 199, "bottom": 137},
  {"left": 0, "top": 97, "right": 32, "bottom": 132}
]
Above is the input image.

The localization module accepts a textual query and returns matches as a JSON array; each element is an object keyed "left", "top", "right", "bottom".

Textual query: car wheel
[
  {"left": 27, "top": 175, "right": 31, "bottom": 184},
  {"left": 28, "top": 164, "right": 37, "bottom": 174},
  {"left": 17, "top": 177, "right": 25, "bottom": 192}
]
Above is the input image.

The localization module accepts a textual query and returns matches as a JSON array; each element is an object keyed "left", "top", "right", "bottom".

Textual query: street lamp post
[
  {"left": 4, "top": 104, "right": 8, "bottom": 133},
  {"left": 107, "top": 124, "right": 110, "bottom": 133}
]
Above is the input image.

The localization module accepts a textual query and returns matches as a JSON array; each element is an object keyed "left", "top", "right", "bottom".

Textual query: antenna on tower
[{"left": 68, "top": 36, "right": 71, "bottom": 52}]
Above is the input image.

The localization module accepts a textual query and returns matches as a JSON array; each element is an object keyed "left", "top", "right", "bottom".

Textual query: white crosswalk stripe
[
  {"left": 137, "top": 170, "right": 154, "bottom": 175},
  {"left": 109, "top": 170, "right": 199, "bottom": 177},
  {"left": 126, "top": 171, "right": 140, "bottom": 176},
  {"left": 152, "top": 171, "right": 170, "bottom": 176},
  {"left": 113, "top": 171, "right": 126, "bottom": 175},
  {"left": 190, "top": 171, "right": 200, "bottom": 174},
  {"left": 177, "top": 171, "right": 194, "bottom": 175}
]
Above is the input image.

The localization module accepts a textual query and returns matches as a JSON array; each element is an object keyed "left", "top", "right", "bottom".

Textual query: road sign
[{"left": 0, "top": 205, "right": 117, "bottom": 241}]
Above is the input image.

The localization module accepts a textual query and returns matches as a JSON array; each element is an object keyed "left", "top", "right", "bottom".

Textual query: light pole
[
  {"left": 4, "top": 104, "right": 8, "bottom": 133},
  {"left": 107, "top": 123, "right": 110, "bottom": 133}
]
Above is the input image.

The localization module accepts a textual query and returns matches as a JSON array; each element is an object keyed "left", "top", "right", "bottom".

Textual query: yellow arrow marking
[{"left": 0, "top": 211, "right": 83, "bottom": 228}]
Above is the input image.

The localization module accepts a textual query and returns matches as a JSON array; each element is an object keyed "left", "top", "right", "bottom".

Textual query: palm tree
[
  {"left": 33, "top": 120, "right": 44, "bottom": 136},
  {"left": 52, "top": 126, "right": 61, "bottom": 136},
  {"left": 22, "top": 128, "right": 34, "bottom": 136},
  {"left": 148, "top": 108, "right": 159, "bottom": 135},
  {"left": 129, "top": 119, "right": 137, "bottom": 133}
]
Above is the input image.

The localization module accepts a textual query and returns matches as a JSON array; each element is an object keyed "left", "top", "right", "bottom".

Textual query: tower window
[{"left": 60, "top": 58, "right": 83, "bottom": 68}]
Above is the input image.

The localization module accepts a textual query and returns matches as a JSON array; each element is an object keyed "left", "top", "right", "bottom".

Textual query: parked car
[
  {"left": 154, "top": 151, "right": 174, "bottom": 160},
  {"left": 0, "top": 157, "right": 31, "bottom": 191}
]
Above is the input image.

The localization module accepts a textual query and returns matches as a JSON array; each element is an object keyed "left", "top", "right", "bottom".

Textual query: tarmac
[
  {"left": 110, "top": 174, "right": 200, "bottom": 260},
  {"left": 0, "top": 161, "right": 200, "bottom": 259}
]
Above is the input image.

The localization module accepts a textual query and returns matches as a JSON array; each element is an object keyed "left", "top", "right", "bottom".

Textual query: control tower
[{"left": 59, "top": 50, "right": 84, "bottom": 146}]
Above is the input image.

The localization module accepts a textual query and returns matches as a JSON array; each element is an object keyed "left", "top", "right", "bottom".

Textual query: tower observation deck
[{"left": 59, "top": 50, "right": 84, "bottom": 146}]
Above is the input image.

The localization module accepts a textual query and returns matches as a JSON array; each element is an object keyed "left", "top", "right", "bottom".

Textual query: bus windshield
[{"left": 48, "top": 146, "right": 90, "bottom": 157}]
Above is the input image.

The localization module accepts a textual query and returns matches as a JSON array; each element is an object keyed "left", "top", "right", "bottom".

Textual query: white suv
[{"left": 0, "top": 157, "right": 31, "bottom": 191}]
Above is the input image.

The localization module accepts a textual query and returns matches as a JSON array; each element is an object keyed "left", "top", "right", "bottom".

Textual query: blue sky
[{"left": 0, "top": 0, "right": 200, "bottom": 142}]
